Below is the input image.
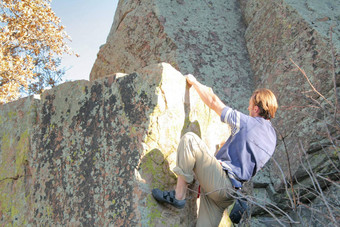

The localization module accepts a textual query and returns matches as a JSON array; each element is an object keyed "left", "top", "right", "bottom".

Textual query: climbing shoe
[
  {"left": 229, "top": 198, "right": 248, "bottom": 224},
  {"left": 152, "top": 189, "right": 186, "bottom": 209}
]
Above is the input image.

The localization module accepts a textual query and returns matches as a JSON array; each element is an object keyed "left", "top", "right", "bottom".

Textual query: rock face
[
  {"left": 0, "top": 96, "right": 39, "bottom": 225},
  {"left": 1, "top": 0, "right": 339, "bottom": 226},
  {"left": 242, "top": 0, "right": 339, "bottom": 174},
  {"left": 90, "top": 0, "right": 254, "bottom": 112},
  {"left": 239, "top": 0, "right": 340, "bottom": 226},
  {"left": 0, "top": 63, "right": 230, "bottom": 226},
  {"left": 90, "top": 0, "right": 340, "bottom": 224}
]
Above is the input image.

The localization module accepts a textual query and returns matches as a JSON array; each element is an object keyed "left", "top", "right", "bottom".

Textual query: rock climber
[{"left": 152, "top": 74, "right": 278, "bottom": 226}]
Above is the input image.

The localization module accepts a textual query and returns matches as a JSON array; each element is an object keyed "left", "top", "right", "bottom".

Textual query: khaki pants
[{"left": 173, "top": 132, "right": 234, "bottom": 227}]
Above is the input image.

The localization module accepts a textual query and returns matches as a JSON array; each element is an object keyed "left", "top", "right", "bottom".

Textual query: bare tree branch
[
  {"left": 299, "top": 141, "right": 338, "bottom": 225},
  {"left": 290, "top": 58, "right": 334, "bottom": 108}
]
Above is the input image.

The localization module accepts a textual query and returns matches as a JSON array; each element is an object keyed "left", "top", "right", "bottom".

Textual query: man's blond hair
[{"left": 252, "top": 89, "right": 278, "bottom": 119}]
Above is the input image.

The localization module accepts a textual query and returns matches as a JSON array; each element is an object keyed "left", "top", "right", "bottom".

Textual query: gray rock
[
  {"left": 90, "top": 0, "right": 254, "bottom": 112},
  {"left": 0, "top": 63, "right": 230, "bottom": 226}
]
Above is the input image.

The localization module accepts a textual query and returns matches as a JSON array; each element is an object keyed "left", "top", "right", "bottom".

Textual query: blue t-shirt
[{"left": 216, "top": 106, "right": 276, "bottom": 187}]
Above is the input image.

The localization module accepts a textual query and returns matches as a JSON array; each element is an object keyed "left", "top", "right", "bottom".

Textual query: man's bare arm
[{"left": 186, "top": 74, "right": 226, "bottom": 116}]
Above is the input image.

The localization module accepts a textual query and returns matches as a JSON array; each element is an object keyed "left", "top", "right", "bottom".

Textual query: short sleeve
[{"left": 221, "top": 106, "right": 241, "bottom": 137}]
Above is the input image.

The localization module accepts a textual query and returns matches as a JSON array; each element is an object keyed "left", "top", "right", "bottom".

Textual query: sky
[{"left": 51, "top": 0, "right": 119, "bottom": 82}]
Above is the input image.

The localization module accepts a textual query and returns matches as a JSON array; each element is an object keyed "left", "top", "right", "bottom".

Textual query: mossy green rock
[
  {"left": 0, "top": 96, "right": 39, "bottom": 226},
  {"left": 2, "top": 0, "right": 339, "bottom": 225},
  {"left": 0, "top": 63, "right": 230, "bottom": 226}
]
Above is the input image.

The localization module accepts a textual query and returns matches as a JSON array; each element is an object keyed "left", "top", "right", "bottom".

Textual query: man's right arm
[{"left": 186, "top": 74, "right": 226, "bottom": 116}]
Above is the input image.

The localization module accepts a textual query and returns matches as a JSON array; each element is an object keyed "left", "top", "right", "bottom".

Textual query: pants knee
[{"left": 181, "top": 132, "right": 199, "bottom": 142}]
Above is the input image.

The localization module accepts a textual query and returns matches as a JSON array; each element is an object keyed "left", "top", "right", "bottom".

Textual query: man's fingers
[{"left": 185, "top": 74, "right": 196, "bottom": 85}]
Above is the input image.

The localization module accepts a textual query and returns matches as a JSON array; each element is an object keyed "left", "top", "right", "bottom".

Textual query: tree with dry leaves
[{"left": 0, "top": 0, "right": 73, "bottom": 104}]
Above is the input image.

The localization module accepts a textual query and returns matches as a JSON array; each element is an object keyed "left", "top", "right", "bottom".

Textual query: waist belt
[
  {"left": 219, "top": 161, "right": 243, "bottom": 189},
  {"left": 225, "top": 170, "right": 243, "bottom": 189}
]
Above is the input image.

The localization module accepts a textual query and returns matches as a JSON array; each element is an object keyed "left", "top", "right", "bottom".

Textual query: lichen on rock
[{"left": 0, "top": 63, "right": 230, "bottom": 226}]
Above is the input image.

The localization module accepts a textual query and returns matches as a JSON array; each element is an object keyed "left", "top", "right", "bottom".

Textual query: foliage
[
  {"left": 0, "top": 0, "right": 73, "bottom": 103},
  {"left": 22, "top": 49, "right": 66, "bottom": 96}
]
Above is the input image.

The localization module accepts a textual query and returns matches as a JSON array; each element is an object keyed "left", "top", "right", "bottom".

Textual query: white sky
[{"left": 51, "top": 0, "right": 119, "bottom": 81}]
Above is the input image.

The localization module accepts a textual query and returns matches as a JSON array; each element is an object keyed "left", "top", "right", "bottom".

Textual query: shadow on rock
[
  {"left": 181, "top": 83, "right": 202, "bottom": 138},
  {"left": 139, "top": 148, "right": 177, "bottom": 190}
]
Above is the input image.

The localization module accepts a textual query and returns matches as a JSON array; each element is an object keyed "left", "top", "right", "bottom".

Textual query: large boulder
[
  {"left": 90, "top": 0, "right": 254, "bottom": 112},
  {"left": 0, "top": 96, "right": 39, "bottom": 225},
  {"left": 0, "top": 63, "right": 231, "bottom": 226},
  {"left": 2, "top": 0, "right": 339, "bottom": 226}
]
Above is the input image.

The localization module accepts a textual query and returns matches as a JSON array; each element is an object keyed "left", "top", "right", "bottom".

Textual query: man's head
[{"left": 248, "top": 89, "right": 278, "bottom": 119}]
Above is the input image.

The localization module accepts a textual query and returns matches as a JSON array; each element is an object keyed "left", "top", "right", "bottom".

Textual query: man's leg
[
  {"left": 151, "top": 132, "right": 197, "bottom": 208},
  {"left": 175, "top": 175, "right": 187, "bottom": 200},
  {"left": 197, "top": 188, "right": 227, "bottom": 227},
  {"left": 173, "top": 132, "right": 234, "bottom": 226}
]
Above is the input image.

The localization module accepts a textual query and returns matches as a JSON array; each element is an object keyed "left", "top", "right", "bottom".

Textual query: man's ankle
[
  {"left": 175, "top": 175, "right": 188, "bottom": 200},
  {"left": 175, "top": 190, "right": 186, "bottom": 200}
]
